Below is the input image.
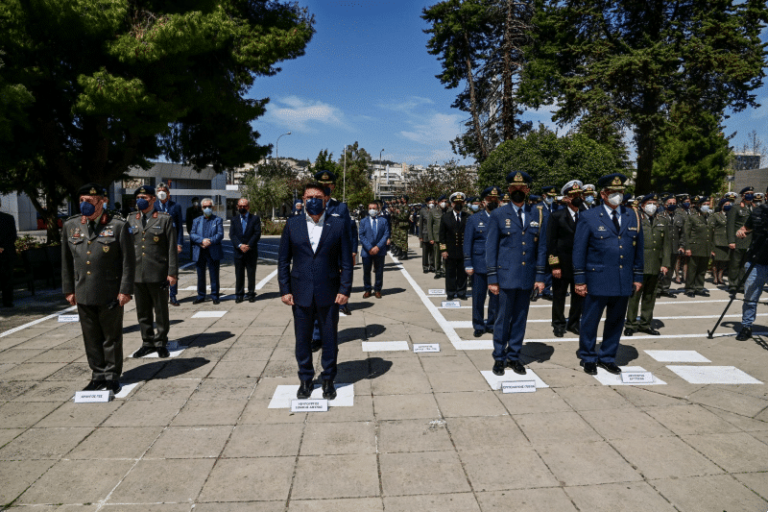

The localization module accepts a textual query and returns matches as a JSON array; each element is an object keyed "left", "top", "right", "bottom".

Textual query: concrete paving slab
[
  {"left": 651, "top": 475, "right": 768, "bottom": 512},
  {"left": 145, "top": 426, "right": 231, "bottom": 458},
  {"left": 537, "top": 441, "right": 643, "bottom": 486},
  {"left": 0, "top": 426, "right": 92, "bottom": 460},
  {"left": 198, "top": 457, "right": 294, "bottom": 502},
  {"left": 384, "top": 493, "right": 480, "bottom": 511},
  {"left": 475, "top": 488, "right": 577, "bottom": 512},
  {"left": 644, "top": 404, "right": 742, "bottom": 435},
  {"left": 667, "top": 365, "right": 763, "bottom": 384},
  {"left": 514, "top": 411, "right": 602, "bottom": 446},
  {"left": 289, "top": 498, "right": 384, "bottom": 512},
  {"left": 292, "top": 454, "right": 380, "bottom": 499},
  {"left": 380, "top": 451, "right": 470, "bottom": 496},
  {"left": 18, "top": 459, "right": 134, "bottom": 505},
  {"left": 461, "top": 448, "right": 558, "bottom": 491},
  {"left": 644, "top": 350, "right": 711, "bottom": 362},
  {"left": 109, "top": 458, "right": 215, "bottom": 503},
  {"left": 0, "top": 459, "right": 56, "bottom": 504},
  {"left": 377, "top": 419, "right": 454, "bottom": 453},
  {"left": 102, "top": 399, "right": 185, "bottom": 427},
  {"left": 300, "top": 421, "right": 376, "bottom": 455},
  {"left": 446, "top": 416, "right": 527, "bottom": 453},
  {"left": 171, "top": 399, "right": 247, "bottom": 426},
  {"left": 434, "top": 390, "right": 508, "bottom": 417},
  {"left": 373, "top": 393, "right": 441, "bottom": 421},
  {"left": 555, "top": 385, "right": 633, "bottom": 411},
  {"left": 681, "top": 432, "right": 768, "bottom": 472},
  {"left": 68, "top": 426, "right": 163, "bottom": 459},
  {"left": 612, "top": 436, "right": 724, "bottom": 479},
  {"left": 564, "top": 482, "right": 677, "bottom": 512},
  {"left": 223, "top": 423, "right": 303, "bottom": 457},
  {"left": 580, "top": 407, "right": 673, "bottom": 440}
]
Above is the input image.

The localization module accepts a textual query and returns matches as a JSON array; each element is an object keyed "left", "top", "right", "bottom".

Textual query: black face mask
[
  {"left": 510, "top": 190, "right": 526, "bottom": 204},
  {"left": 453, "top": 204, "right": 463, "bottom": 212},
  {"left": 486, "top": 201, "right": 498, "bottom": 211},
  {"left": 238, "top": 208, "right": 248, "bottom": 215},
  {"left": 571, "top": 197, "right": 584, "bottom": 208}
]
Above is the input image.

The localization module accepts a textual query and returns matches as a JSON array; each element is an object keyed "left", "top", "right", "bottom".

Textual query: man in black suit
[
  {"left": 230, "top": 198, "right": 262, "bottom": 303},
  {"left": 0, "top": 200, "right": 17, "bottom": 307},
  {"left": 186, "top": 197, "right": 203, "bottom": 259},
  {"left": 439, "top": 192, "right": 469, "bottom": 300},
  {"left": 547, "top": 180, "right": 586, "bottom": 337}
]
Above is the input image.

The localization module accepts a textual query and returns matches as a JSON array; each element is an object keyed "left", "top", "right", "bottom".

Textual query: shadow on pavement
[
  {"left": 122, "top": 357, "right": 210, "bottom": 384},
  {"left": 520, "top": 342, "right": 554, "bottom": 364},
  {"left": 334, "top": 357, "right": 393, "bottom": 384},
  {"left": 193, "top": 331, "right": 235, "bottom": 348},
  {"left": 615, "top": 344, "right": 639, "bottom": 366}
]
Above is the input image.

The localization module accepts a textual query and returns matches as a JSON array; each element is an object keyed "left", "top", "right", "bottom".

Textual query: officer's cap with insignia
[
  {"left": 77, "top": 183, "right": 106, "bottom": 198},
  {"left": 725, "top": 191, "right": 738, "bottom": 201},
  {"left": 641, "top": 193, "right": 659, "bottom": 204},
  {"left": 582, "top": 184, "right": 596, "bottom": 195},
  {"left": 438, "top": 194, "right": 447, "bottom": 201},
  {"left": 718, "top": 197, "right": 730, "bottom": 208},
  {"left": 561, "top": 180, "right": 583, "bottom": 196},
  {"left": 481, "top": 186, "right": 501, "bottom": 199},
  {"left": 694, "top": 195, "right": 709, "bottom": 204},
  {"left": 755, "top": 192, "right": 765, "bottom": 200},
  {"left": 505, "top": 170, "right": 532, "bottom": 185},
  {"left": 501, "top": 191, "right": 511, "bottom": 201},
  {"left": 314, "top": 170, "right": 336, "bottom": 184},
  {"left": 133, "top": 185, "right": 156, "bottom": 197},
  {"left": 541, "top": 185, "right": 557, "bottom": 196},
  {"left": 740, "top": 186, "right": 754, "bottom": 195},
  {"left": 449, "top": 192, "right": 466, "bottom": 203},
  {"left": 676, "top": 193, "right": 690, "bottom": 201},
  {"left": 661, "top": 193, "right": 674, "bottom": 202},
  {"left": 597, "top": 173, "right": 628, "bottom": 190},
  {"left": 529, "top": 194, "right": 540, "bottom": 202}
]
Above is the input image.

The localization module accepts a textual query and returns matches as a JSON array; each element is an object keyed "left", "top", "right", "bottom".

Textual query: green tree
[
  {"left": 522, "top": 0, "right": 768, "bottom": 194},
  {"left": 408, "top": 160, "right": 477, "bottom": 203},
  {"left": 478, "top": 125, "right": 626, "bottom": 191},
  {"left": 337, "top": 143, "right": 374, "bottom": 208},
  {"left": 311, "top": 149, "right": 342, "bottom": 176},
  {"left": 0, "top": 0, "right": 314, "bottom": 241}
]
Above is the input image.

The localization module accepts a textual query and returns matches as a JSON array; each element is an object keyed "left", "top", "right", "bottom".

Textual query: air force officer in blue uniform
[
  {"left": 279, "top": 183, "right": 353, "bottom": 400},
  {"left": 486, "top": 171, "right": 549, "bottom": 376},
  {"left": 573, "top": 173, "right": 644, "bottom": 376},
  {"left": 464, "top": 186, "right": 501, "bottom": 337}
]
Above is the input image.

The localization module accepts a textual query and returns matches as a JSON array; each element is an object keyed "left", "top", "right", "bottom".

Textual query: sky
[{"left": 249, "top": 0, "right": 768, "bottom": 168}]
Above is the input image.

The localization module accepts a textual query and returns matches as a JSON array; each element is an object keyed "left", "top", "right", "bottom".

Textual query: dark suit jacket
[
  {"left": 229, "top": 213, "right": 262, "bottom": 260},
  {"left": 546, "top": 205, "right": 585, "bottom": 280},
  {"left": 0, "top": 212, "right": 17, "bottom": 264},
  {"left": 278, "top": 214, "right": 353, "bottom": 308},
  {"left": 439, "top": 210, "right": 468, "bottom": 260},
  {"left": 155, "top": 200, "right": 184, "bottom": 246},
  {"left": 186, "top": 206, "right": 202, "bottom": 234}
]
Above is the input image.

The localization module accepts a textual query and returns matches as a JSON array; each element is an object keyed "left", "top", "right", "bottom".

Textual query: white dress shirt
[
  {"left": 306, "top": 211, "right": 325, "bottom": 253},
  {"left": 603, "top": 204, "right": 620, "bottom": 226}
]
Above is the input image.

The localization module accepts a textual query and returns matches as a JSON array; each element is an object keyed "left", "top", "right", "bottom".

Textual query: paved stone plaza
[{"left": 1, "top": 234, "right": 768, "bottom": 511}]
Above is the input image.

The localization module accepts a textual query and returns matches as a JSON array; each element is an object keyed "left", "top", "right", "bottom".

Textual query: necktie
[
  {"left": 574, "top": 211, "right": 579, "bottom": 224},
  {"left": 89, "top": 220, "right": 96, "bottom": 236},
  {"left": 141, "top": 215, "right": 147, "bottom": 228},
  {"left": 373, "top": 218, "right": 377, "bottom": 233},
  {"left": 241, "top": 215, "right": 247, "bottom": 233},
  {"left": 612, "top": 210, "right": 620, "bottom": 231},
  {"left": 517, "top": 208, "right": 523, "bottom": 226}
]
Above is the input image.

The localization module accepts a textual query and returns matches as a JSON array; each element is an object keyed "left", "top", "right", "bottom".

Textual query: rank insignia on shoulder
[
  {"left": 530, "top": 221, "right": 539, "bottom": 228},
  {"left": 103, "top": 246, "right": 110, "bottom": 253},
  {"left": 479, "top": 222, "right": 484, "bottom": 227},
  {"left": 598, "top": 226, "right": 607, "bottom": 231}
]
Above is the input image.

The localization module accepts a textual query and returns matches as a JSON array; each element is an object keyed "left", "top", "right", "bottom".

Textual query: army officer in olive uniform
[
  {"left": 727, "top": 186, "right": 754, "bottom": 294},
  {"left": 62, "top": 183, "right": 134, "bottom": 393},
  {"left": 128, "top": 186, "right": 179, "bottom": 359},
  {"left": 684, "top": 196, "right": 713, "bottom": 297},
  {"left": 625, "top": 194, "right": 671, "bottom": 336}
]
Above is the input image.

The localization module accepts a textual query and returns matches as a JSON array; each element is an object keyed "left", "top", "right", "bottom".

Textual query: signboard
[
  {"left": 620, "top": 372, "right": 655, "bottom": 384},
  {"left": 428, "top": 289, "right": 445, "bottom": 295},
  {"left": 501, "top": 380, "right": 537, "bottom": 394},
  {"left": 290, "top": 399, "right": 329, "bottom": 412},
  {"left": 442, "top": 301, "right": 461, "bottom": 308},
  {"left": 58, "top": 315, "right": 79, "bottom": 323},
  {"left": 74, "top": 390, "right": 112, "bottom": 403},
  {"left": 413, "top": 344, "right": 440, "bottom": 353}
]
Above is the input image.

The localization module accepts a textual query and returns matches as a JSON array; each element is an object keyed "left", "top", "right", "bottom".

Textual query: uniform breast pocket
[
  {"left": 588, "top": 264, "right": 604, "bottom": 272},
  {"left": 96, "top": 238, "right": 118, "bottom": 256}
]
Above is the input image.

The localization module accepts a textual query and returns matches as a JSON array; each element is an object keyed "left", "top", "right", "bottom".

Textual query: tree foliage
[
  {"left": 0, "top": 0, "right": 314, "bottom": 240},
  {"left": 478, "top": 125, "right": 627, "bottom": 192},
  {"left": 408, "top": 160, "right": 478, "bottom": 204},
  {"left": 521, "top": 0, "right": 768, "bottom": 194},
  {"left": 337, "top": 143, "right": 374, "bottom": 208}
]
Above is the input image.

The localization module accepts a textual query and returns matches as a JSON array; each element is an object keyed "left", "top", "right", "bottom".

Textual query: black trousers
[
  {"left": 294, "top": 300, "right": 339, "bottom": 382},
  {"left": 552, "top": 275, "right": 583, "bottom": 331},
  {"left": 234, "top": 253, "right": 258, "bottom": 297},
  {"left": 77, "top": 303, "right": 124, "bottom": 381},
  {"left": 134, "top": 282, "right": 170, "bottom": 347},
  {"left": 444, "top": 257, "right": 467, "bottom": 298},
  {"left": 0, "top": 254, "right": 13, "bottom": 306}
]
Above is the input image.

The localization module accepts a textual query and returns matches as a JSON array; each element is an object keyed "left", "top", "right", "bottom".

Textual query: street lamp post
[
  {"left": 276, "top": 131, "right": 291, "bottom": 161},
  {"left": 379, "top": 149, "right": 385, "bottom": 199}
]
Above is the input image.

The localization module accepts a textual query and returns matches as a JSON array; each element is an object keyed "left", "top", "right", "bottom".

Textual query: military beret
[
  {"left": 597, "top": 173, "right": 628, "bottom": 190},
  {"left": 438, "top": 195, "right": 447, "bottom": 201},
  {"left": 77, "top": 183, "right": 106, "bottom": 198},
  {"left": 561, "top": 180, "right": 583, "bottom": 196},
  {"left": 740, "top": 186, "right": 754, "bottom": 195},
  {"left": 506, "top": 171, "right": 532, "bottom": 185},
  {"left": 134, "top": 185, "right": 155, "bottom": 197},
  {"left": 425, "top": 197, "right": 434, "bottom": 202},
  {"left": 541, "top": 186, "right": 557, "bottom": 195},
  {"left": 450, "top": 192, "right": 466, "bottom": 203},
  {"left": 641, "top": 193, "right": 659, "bottom": 204},
  {"left": 314, "top": 170, "right": 337, "bottom": 184}
]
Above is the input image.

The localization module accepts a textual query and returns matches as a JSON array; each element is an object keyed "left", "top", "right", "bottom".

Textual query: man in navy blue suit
[
  {"left": 279, "top": 183, "right": 353, "bottom": 400},
  {"left": 230, "top": 198, "right": 262, "bottom": 303},
  {"left": 464, "top": 186, "right": 501, "bottom": 338},
  {"left": 486, "top": 171, "right": 548, "bottom": 376},
  {"left": 154, "top": 183, "right": 184, "bottom": 306},
  {"left": 359, "top": 201, "right": 390, "bottom": 298},
  {"left": 573, "top": 173, "right": 644, "bottom": 376},
  {"left": 189, "top": 198, "right": 224, "bottom": 304}
]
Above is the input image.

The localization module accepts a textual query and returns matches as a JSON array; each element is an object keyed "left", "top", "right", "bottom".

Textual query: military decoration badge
[
  {"left": 530, "top": 221, "right": 539, "bottom": 228},
  {"left": 153, "top": 236, "right": 160, "bottom": 242},
  {"left": 102, "top": 246, "right": 110, "bottom": 253}
]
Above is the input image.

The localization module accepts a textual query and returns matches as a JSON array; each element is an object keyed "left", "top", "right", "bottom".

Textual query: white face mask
[
  {"left": 700, "top": 205, "right": 711, "bottom": 214},
  {"left": 428, "top": 203, "right": 434, "bottom": 208},
  {"left": 157, "top": 191, "right": 168, "bottom": 201},
  {"left": 584, "top": 195, "right": 595, "bottom": 204},
  {"left": 470, "top": 204, "right": 479, "bottom": 212},
  {"left": 544, "top": 196, "right": 554, "bottom": 204},
  {"left": 368, "top": 209, "right": 378, "bottom": 217},
  {"left": 439, "top": 202, "right": 447, "bottom": 209},
  {"left": 607, "top": 193, "right": 623, "bottom": 207},
  {"left": 644, "top": 204, "right": 657, "bottom": 216}
]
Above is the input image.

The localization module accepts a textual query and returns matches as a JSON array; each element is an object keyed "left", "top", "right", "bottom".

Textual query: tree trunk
[
  {"left": 501, "top": 0, "right": 515, "bottom": 141},
  {"left": 635, "top": 130, "right": 655, "bottom": 195},
  {"left": 463, "top": 45, "right": 488, "bottom": 162}
]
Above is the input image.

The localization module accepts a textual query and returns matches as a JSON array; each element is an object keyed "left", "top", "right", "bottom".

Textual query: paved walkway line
[
  {"left": 0, "top": 304, "right": 78, "bottom": 338},
  {"left": 256, "top": 269, "right": 279, "bottom": 290}
]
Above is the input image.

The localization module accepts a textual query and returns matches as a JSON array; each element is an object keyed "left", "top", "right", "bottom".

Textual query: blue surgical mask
[
  {"left": 667, "top": 204, "right": 677, "bottom": 212},
  {"left": 585, "top": 196, "right": 595, "bottom": 205},
  {"left": 745, "top": 193, "right": 754, "bottom": 202},
  {"left": 136, "top": 198, "right": 149, "bottom": 211},
  {"left": 723, "top": 204, "right": 733, "bottom": 212},
  {"left": 80, "top": 201, "right": 96, "bottom": 217},
  {"left": 203, "top": 207, "right": 212, "bottom": 216},
  {"left": 306, "top": 197, "right": 324, "bottom": 215}
]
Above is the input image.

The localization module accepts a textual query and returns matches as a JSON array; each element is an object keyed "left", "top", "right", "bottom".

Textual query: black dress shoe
[
  {"left": 192, "top": 298, "right": 206, "bottom": 304},
  {"left": 322, "top": 380, "right": 337, "bottom": 400},
  {"left": 553, "top": 327, "right": 565, "bottom": 338},
  {"left": 506, "top": 360, "right": 526, "bottom": 375},
  {"left": 542, "top": 294, "right": 553, "bottom": 302},
  {"left": 566, "top": 325, "right": 580, "bottom": 335},
  {"left": 212, "top": 299, "right": 220, "bottom": 305},
  {"left": 132, "top": 346, "right": 157, "bottom": 358},
  {"left": 623, "top": 327, "right": 634, "bottom": 336},
  {"left": 297, "top": 380, "right": 313, "bottom": 399},
  {"left": 157, "top": 347, "right": 171, "bottom": 358},
  {"left": 583, "top": 362, "right": 598, "bottom": 375},
  {"left": 423, "top": 268, "right": 429, "bottom": 274},
  {"left": 82, "top": 379, "right": 105, "bottom": 391},
  {"left": 736, "top": 327, "right": 752, "bottom": 341},
  {"left": 235, "top": 296, "right": 244, "bottom": 304},
  {"left": 695, "top": 290, "right": 710, "bottom": 297},
  {"left": 103, "top": 380, "right": 122, "bottom": 394},
  {"left": 598, "top": 361, "right": 622, "bottom": 374},
  {"left": 340, "top": 306, "right": 351, "bottom": 315},
  {"left": 485, "top": 326, "right": 494, "bottom": 334},
  {"left": 249, "top": 294, "right": 257, "bottom": 303},
  {"left": 685, "top": 292, "right": 696, "bottom": 298},
  {"left": 457, "top": 295, "right": 467, "bottom": 300},
  {"left": 659, "top": 291, "right": 676, "bottom": 298},
  {"left": 492, "top": 360, "right": 505, "bottom": 376},
  {"left": 311, "top": 339, "right": 322, "bottom": 353},
  {"left": 170, "top": 300, "right": 180, "bottom": 307},
  {"left": 473, "top": 329, "right": 484, "bottom": 338},
  {"left": 639, "top": 327, "right": 660, "bottom": 336}
]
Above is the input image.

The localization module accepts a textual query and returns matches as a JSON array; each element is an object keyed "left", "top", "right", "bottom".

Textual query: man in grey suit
[
  {"left": 128, "top": 185, "right": 179, "bottom": 358},
  {"left": 62, "top": 183, "right": 134, "bottom": 393}
]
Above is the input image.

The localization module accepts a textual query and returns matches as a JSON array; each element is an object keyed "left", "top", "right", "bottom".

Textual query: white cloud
[
  {"left": 378, "top": 96, "right": 435, "bottom": 112},
  {"left": 265, "top": 96, "right": 352, "bottom": 133},
  {"left": 750, "top": 97, "right": 768, "bottom": 119},
  {"left": 399, "top": 112, "right": 464, "bottom": 147}
]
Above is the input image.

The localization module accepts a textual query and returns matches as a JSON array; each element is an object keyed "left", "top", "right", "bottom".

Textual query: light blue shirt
[{"left": 512, "top": 203, "right": 525, "bottom": 226}]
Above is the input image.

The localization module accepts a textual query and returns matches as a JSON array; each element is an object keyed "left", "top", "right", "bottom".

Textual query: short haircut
[
  {"left": 304, "top": 183, "right": 325, "bottom": 195},
  {"left": 156, "top": 183, "right": 170, "bottom": 191},
  {"left": 368, "top": 201, "right": 379, "bottom": 208},
  {"left": 201, "top": 197, "right": 213, "bottom": 206},
  {"left": 192, "top": 196, "right": 200, "bottom": 202}
]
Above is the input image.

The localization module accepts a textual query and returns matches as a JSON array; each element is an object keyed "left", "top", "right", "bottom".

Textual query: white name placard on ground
[
  {"left": 442, "top": 301, "right": 461, "bottom": 308},
  {"left": 191, "top": 311, "right": 227, "bottom": 319},
  {"left": 291, "top": 400, "right": 328, "bottom": 412},
  {"left": 502, "top": 380, "right": 537, "bottom": 393},
  {"left": 481, "top": 370, "right": 549, "bottom": 390},
  {"left": 362, "top": 341, "right": 410, "bottom": 352},
  {"left": 620, "top": 371, "right": 655, "bottom": 384},
  {"left": 429, "top": 289, "right": 445, "bottom": 295},
  {"left": 74, "top": 390, "right": 111, "bottom": 403},
  {"left": 58, "top": 314, "right": 79, "bottom": 323},
  {"left": 593, "top": 366, "right": 666, "bottom": 386},
  {"left": 268, "top": 384, "right": 354, "bottom": 408},
  {"left": 413, "top": 344, "right": 440, "bottom": 353}
]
